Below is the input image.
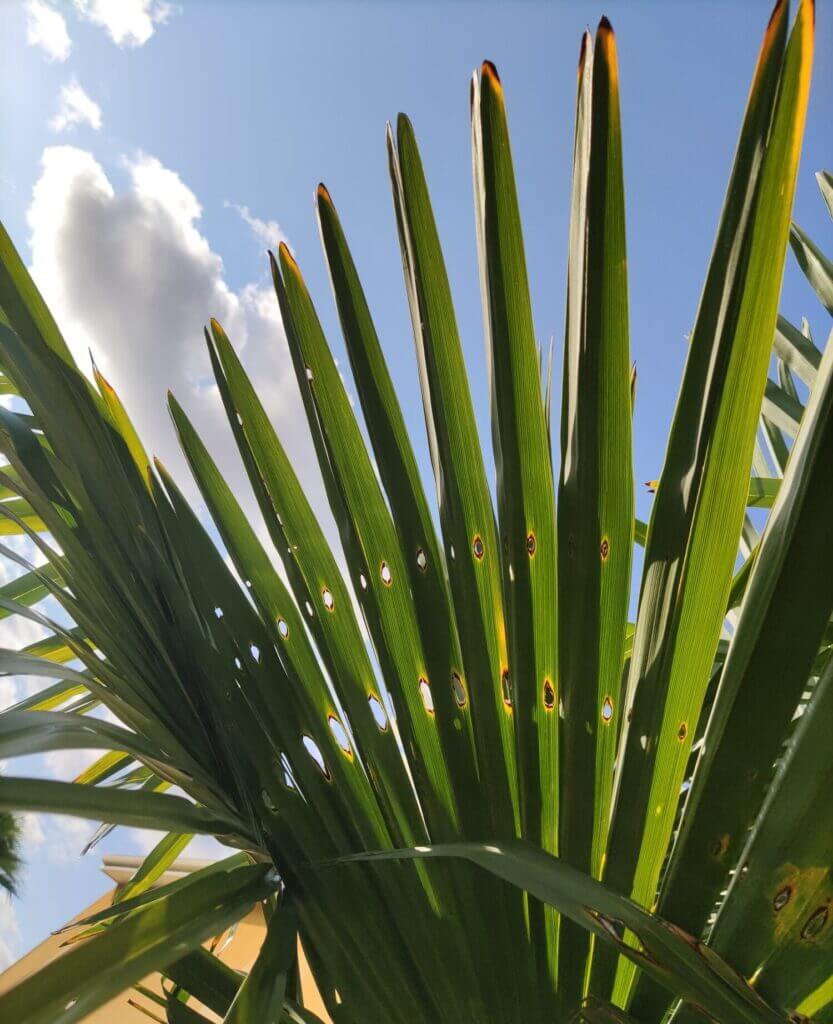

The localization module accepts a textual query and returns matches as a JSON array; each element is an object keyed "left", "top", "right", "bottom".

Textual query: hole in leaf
[
  {"left": 322, "top": 588, "right": 334, "bottom": 612},
  {"left": 234, "top": 656, "right": 242, "bottom": 670},
  {"left": 328, "top": 715, "right": 352, "bottom": 756},
  {"left": 250, "top": 643, "right": 261, "bottom": 662},
  {"left": 277, "top": 617, "right": 289, "bottom": 639},
  {"left": 677, "top": 722, "right": 688, "bottom": 742},
  {"left": 359, "top": 573, "right": 368, "bottom": 590},
  {"left": 802, "top": 906, "right": 829, "bottom": 941},
  {"left": 302, "top": 735, "right": 330, "bottom": 780},
  {"left": 419, "top": 677, "right": 434, "bottom": 714},
  {"left": 214, "top": 606, "right": 223, "bottom": 619},
  {"left": 543, "top": 679, "right": 555, "bottom": 710},
  {"left": 235, "top": 411, "right": 243, "bottom": 426},
  {"left": 473, "top": 535, "right": 485, "bottom": 560},
  {"left": 305, "top": 366, "right": 314, "bottom": 381},
  {"left": 451, "top": 672, "right": 467, "bottom": 708},
  {"left": 245, "top": 579, "right": 252, "bottom": 589},
  {"left": 501, "top": 670, "right": 513, "bottom": 709},
  {"left": 600, "top": 537, "right": 610, "bottom": 561},
  {"left": 773, "top": 886, "right": 792, "bottom": 912},
  {"left": 368, "top": 694, "right": 388, "bottom": 731},
  {"left": 602, "top": 697, "right": 614, "bottom": 723},
  {"left": 416, "top": 548, "right": 427, "bottom": 572},
  {"left": 588, "top": 908, "right": 626, "bottom": 945},
  {"left": 449, "top": 544, "right": 456, "bottom": 561},
  {"left": 262, "top": 788, "right": 278, "bottom": 814},
  {"left": 305, "top": 600, "right": 314, "bottom": 617},
  {"left": 380, "top": 562, "right": 392, "bottom": 586},
  {"left": 527, "top": 533, "right": 536, "bottom": 557}
]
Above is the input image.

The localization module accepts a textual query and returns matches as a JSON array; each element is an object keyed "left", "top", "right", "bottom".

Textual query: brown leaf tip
[
  {"left": 598, "top": 14, "right": 613, "bottom": 34},
  {"left": 766, "top": 0, "right": 787, "bottom": 32},
  {"left": 316, "top": 183, "right": 332, "bottom": 205},
  {"left": 578, "top": 31, "right": 589, "bottom": 69},
  {"left": 481, "top": 60, "right": 501, "bottom": 87}
]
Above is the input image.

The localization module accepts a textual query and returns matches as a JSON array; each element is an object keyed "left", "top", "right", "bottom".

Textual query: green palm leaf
[{"left": 0, "top": 2, "right": 824, "bottom": 1021}]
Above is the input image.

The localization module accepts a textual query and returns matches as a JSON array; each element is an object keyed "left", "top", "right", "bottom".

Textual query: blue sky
[{"left": 0, "top": 0, "right": 830, "bottom": 969}]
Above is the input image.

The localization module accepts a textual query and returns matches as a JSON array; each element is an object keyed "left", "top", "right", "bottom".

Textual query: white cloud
[
  {"left": 26, "top": 145, "right": 329, "bottom": 545},
  {"left": 19, "top": 813, "right": 45, "bottom": 849},
  {"left": 225, "top": 202, "right": 288, "bottom": 252},
  {"left": 25, "top": 1, "right": 71, "bottom": 63},
  {"left": 73, "top": 0, "right": 176, "bottom": 48},
  {"left": 50, "top": 79, "right": 103, "bottom": 134},
  {"left": 0, "top": 896, "right": 21, "bottom": 971}
]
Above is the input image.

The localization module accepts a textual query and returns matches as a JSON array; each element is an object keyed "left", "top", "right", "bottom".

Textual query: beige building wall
[{"left": 0, "top": 855, "right": 331, "bottom": 1023}]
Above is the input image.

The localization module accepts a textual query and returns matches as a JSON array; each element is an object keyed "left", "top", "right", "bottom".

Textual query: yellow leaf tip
[
  {"left": 481, "top": 60, "right": 501, "bottom": 88},
  {"left": 316, "top": 182, "right": 333, "bottom": 205}
]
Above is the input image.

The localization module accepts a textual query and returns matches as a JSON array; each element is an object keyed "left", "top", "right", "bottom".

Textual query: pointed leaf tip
[
  {"left": 578, "top": 31, "right": 591, "bottom": 69},
  {"left": 396, "top": 111, "right": 414, "bottom": 138},
  {"left": 278, "top": 241, "right": 301, "bottom": 280},
  {"left": 767, "top": 0, "right": 787, "bottom": 31},
  {"left": 598, "top": 14, "right": 613, "bottom": 33},
  {"left": 316, "top": 182, "right": 332, "bottom": 205},
  {"left": 481, "top": 60, "right": 501, "bottom": 87}
]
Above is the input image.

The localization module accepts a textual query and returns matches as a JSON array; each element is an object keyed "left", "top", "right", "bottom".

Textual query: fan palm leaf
[{"left": 0, "top": 2, "right": 830, "bottom": 1022}]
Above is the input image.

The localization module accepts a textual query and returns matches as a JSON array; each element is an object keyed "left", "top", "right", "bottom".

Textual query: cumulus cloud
[
  {"left": 73, "top": 0, "right": 176, "bottom": 48},
  {"left": 225, "top": 202, "right": 288, "bottom": 251},
  {"left": 0, "top": 896, "right": 21, "bottom": 971},
  {"left": 26, "top": 145, "right": 328, "bottom": 542},
  {"left": 50, "top": 79, "right": 103, "bottom": 134},
  {"left": 25, "top": 1, "right": 71, "bottom": 62}
]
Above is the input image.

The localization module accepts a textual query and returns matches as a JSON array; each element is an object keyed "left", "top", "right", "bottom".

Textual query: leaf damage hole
[
  {"left": 419, "top": 677, "right": 435, "bottom": 715},
  {"left": 302, "top": 735, "right": 331, "bottom": 780},
  {"left": 473, "top": 535, "right": 485, "bottom": 560},
  {"left": 305, "top": 600, "right": 314, "bottom": 617},
  {"left": 322, "top": 588, "right": 334, "bottom": 612},
  {"left": 600, "top": 536, "right": 610, "bottom": 561},
  {"left": 543, "top": 678, "right": 555, "bottom": 711},
  {"left": 801, "top": 906, "right": 828, "bottom": 941},
  {"left": 328, "top": 715, "right": 352, "bottom": 756},
  {"left": 449, "top": 544, "right": 456, "bottom": 561},
  {"left": 277, "top": 617, "right": 289, "bottom": 639},
  {"left": 305, "top": 366, "right": 314, "bottom": 381},
  {"left": 261, "top": 788, "right": 278, "bottom": 814},
  {"left": 214, "top": 606, "right": 223, "bottom": 619},
  {"left": 587, "top": 908, "right": 626, "bottom": 946},
  {"left": 501, "top": 670, "right": 513, "bottom": 709},
  {"left": 250, "top": 643, "right": 261, "bottom": 662},
  {"left": 359, "top": 573, "right": 368, "bottom": 590},
  {"left": 416, "top": 548, "right": 427, "bottom": 573},
  {"left": 677, "top": 722, "right": 688, "bottom": 742},
  {"left": 380, "top": 561, "right": 393, "bottom": 586},
  {"left": 368, "top": 694, "right": 388, "bottom": 731},
  {"left": 773, "top": 886, "right": 792, "bottom": 912},
  {"left": 527, "top": 532, "right": 536, "bottom": 557},
  {"left": 602, "top": 696, "right": 614, "bottom": 723},
  {"left": 451, "top": 671, "right": 467, "bottom": 708}
]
